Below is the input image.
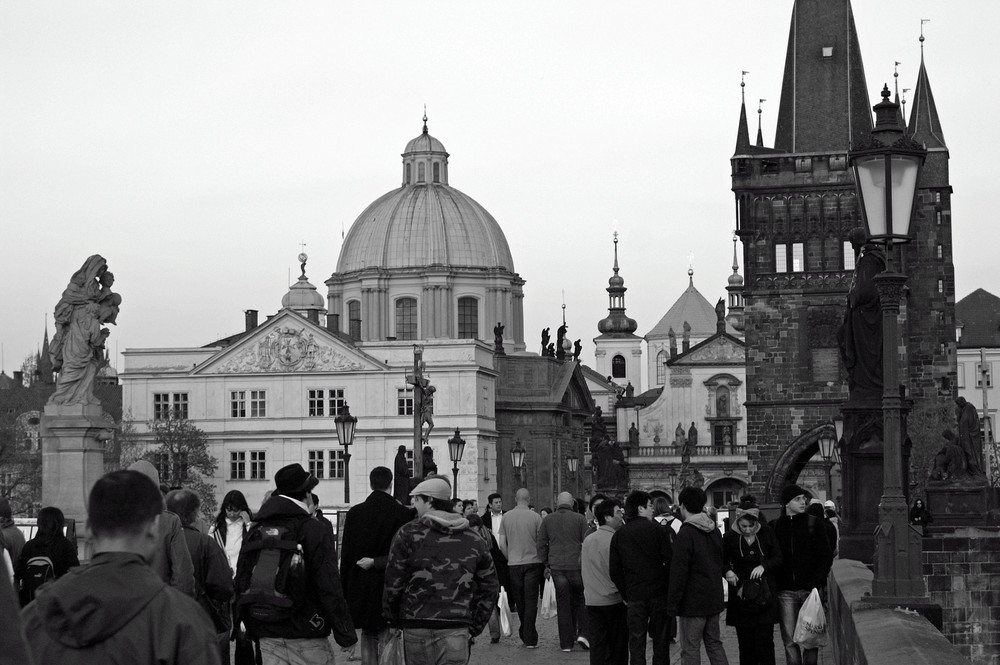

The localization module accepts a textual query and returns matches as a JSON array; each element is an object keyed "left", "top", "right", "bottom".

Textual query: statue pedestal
[
  {"left": 40, "top": 403, "right": 116, "bottom": 557},
  {"left": 925, "top": 482, "right": 1000, "bottom": 527}
]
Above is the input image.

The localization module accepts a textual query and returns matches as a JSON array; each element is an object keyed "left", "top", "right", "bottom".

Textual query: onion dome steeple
[
  {"left": 725, "top": 235, "right": 745, "bottom": 332},
  {"left": 597, "top": 233, "right": 638, "bottom": 336}
]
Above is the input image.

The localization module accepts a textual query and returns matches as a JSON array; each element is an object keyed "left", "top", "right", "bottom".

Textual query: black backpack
[
  {"left": 235, "top": 522, "right": 307, "bottom": 624},
  {"left": 21, "top": 555, "right": 55, "bottom": 603}
]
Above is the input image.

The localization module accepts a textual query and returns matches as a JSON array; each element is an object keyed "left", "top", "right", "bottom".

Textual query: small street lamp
[
  {"left": 667, "top": 472, "right": 678, "bottom": 503},
  {"left": 817, "top": 429, "right": 837, "bottom": 502},
  {"left": 833, "top": 415, "right": 844, "bottom": 468},
  {"left": 334, "top": 403, "right": 357, "bottom": 504},
  {"left": 566, "top": 453, "right": 579, "bottom": 479},
  {"left": 448, "top": 429, "right": 466, "bottom": 500},
  {"left": 511, "top": 439, "right": 526, "bottom": 482},
  {"left": 849, "top": 83, "right": 927, "bottom": 600}
]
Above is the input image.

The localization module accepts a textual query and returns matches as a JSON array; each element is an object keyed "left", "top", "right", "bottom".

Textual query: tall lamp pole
[
  {"left": 511, "top": 439, "right": 526, "bottom": 484},
  {"left": 448, "top": 429, "right": 466, "bottom": 500},
  {"left": 817, "top": 429, "right": 837, "bottom": 502},
  {"left": 850, "top": 84, "right": 927, "bottom": 600},
  {"left": 334, "top": 403, "right": 357, "bottom": 505}
]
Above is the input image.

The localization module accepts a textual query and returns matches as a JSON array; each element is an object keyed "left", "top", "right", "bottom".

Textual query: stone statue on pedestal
[
  {"left": 494, "top": 322, "right": 505, "bottom": 355},
  {"left": 955, "top": 397, "right": 985, "bottom": 477},
  {"left": 838, "top": 230, "right": 886, "bottom": 401}
]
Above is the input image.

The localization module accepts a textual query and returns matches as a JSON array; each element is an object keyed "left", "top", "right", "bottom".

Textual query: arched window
[
  {"left": 458, "top": 297, "right": 478, "bottom": 339},
  {"left": 611, "top": 355, "right": 626, "bottom": 378},
  {"left": 395, "top": 297, "right": 418, "bottom": 340},
  {"left": 417, "top": 163, "right": 425, "bottom": 183},
  {"left": 347, "top": 300, "right": 361, "bottom": 341},
  {"left": 405, "top": 163, "right": 411, "bottom": 185},
  {"left": 433, "top": 162, "right": 440, "bottom": 183},
  {"left": 656, "top": 350, "right": 667, "bottom": 385}
]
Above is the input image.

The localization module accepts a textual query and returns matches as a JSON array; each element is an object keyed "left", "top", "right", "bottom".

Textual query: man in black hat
[
  {"left": 772, "top": 484, "right": 832, "bottom": 665},
  {"left": 235, "top": 463, "right": 357, "bottom": 664}
]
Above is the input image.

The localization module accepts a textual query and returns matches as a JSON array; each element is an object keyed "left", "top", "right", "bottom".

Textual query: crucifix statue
[{"left": 406, "top": 345, "right": 434, "bottom": 478}]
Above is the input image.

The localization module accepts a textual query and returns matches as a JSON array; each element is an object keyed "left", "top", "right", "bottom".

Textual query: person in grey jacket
[
  {"left": 538, "top": 491, "right": 590, "bottom": 652},
  {"left": 666, "top": 487, "right": 729, "bottom": 665}
]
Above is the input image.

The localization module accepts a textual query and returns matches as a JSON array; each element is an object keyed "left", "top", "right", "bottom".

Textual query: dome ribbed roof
[
  {"left": 336, "top": 123, "right": 514, "bottom": 274},
  {"left": 282, "top": 275, "right": 326, "bottom": 310}
]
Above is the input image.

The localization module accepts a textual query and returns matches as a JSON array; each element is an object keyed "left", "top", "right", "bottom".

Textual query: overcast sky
[{"left": 2, "top": 2, "right": 995, "bottom": 388}]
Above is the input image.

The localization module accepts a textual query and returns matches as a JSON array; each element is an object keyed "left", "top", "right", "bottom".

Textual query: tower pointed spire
[
  {"left": 908, "top": 23, "right": 946, "bottom": 151},
  {"left": 735, "top": 72, "right": 752, "bottom": 153},
  {"left": 726, "top": 234, "right": 745, "bottom": 332},
  {"left": 38, "top": 318, "right": 54, "bottom": 384},
  {"left": 422, "top": 105, "right": 428, "bottom": 135},
  {"left": 597, "top": 231, "right": 638, "bottom": 336},
  {"left": 757, "top": 99, "right": 766, "bottom": 147}
]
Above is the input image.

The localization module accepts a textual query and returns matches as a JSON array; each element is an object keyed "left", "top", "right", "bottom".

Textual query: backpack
[
  {"left": 21, "top": 555, "right": 55, "bottom": 602},
  {"left": 235, "top": 522, "right": 307, "bottom": 624}
]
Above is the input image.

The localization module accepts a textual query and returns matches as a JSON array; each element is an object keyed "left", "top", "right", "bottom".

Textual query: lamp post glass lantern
[
  {"left": 448, "top": 429, "right": 466, "bottom": 501},
  {"left": 818, "top": 430, "right": 837, "bottom": 501},
  {"left": 334, "top": 403, "right": 358, "bottom": 504},
  {"left": 849, "top": 83, "right": 927, "bottom": 600},
  {"left": 510, "top": 439, "right": 526, "bottom": 481},
  {"left": 566, "top": 453, "right": 579, "bottom": 477}
]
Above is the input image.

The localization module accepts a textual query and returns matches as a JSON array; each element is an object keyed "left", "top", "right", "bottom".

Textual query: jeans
[
  {"left": 508, "top": 563, "right": 544, "bottom": 646},
  {"left": 625, "top": 596, "right": 670, "bottom": 665},
  {"left": 677, "top": 613, "right": 729, "bottom": 665},
  {"left": 360, "top": 628, "right": 390, "bottom": 665},
  {"left": 778, "top": 590, "right": 817, "bottom": 665},
  {"left": 587, "top": 603, "right": 628, "bottom": 665},
  {"left": 403, "top": 626, "right": 470, "bottom": 665},
  {"left": 734, "top": 624, "right": 776, "bottom": 665},
  {"left": 551, "top": 569, "right": 589, "bottom": 649},
  {"left": 259, "top": 637, "right": 336, "bottom": 665}
]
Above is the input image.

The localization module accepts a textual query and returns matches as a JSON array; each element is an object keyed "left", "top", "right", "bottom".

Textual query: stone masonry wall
[{"left": 923, "top": 528, "right": 1000, "bottom": 665}]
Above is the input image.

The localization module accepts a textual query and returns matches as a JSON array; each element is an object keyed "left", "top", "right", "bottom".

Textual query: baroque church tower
[
  {"left": 593, "top": 233, "right": 641, "bottom": 390},
  {"left": 732, "top": 0, "right": 956, "bottom": 505}
]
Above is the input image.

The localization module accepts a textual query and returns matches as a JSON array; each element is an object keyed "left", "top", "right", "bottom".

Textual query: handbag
[
  {"left": 379, "top": 629, "right": 406, "bottom": 665},
  {"left": 540, "top": 577, "right": 558, "bottom": 619},
  {"left": 498, "top": 588, "right": 513, "bottom": 637},
  {"left": 736, "top": 577, "right": 771, "bottom": 608},
  {"left": 792, "top": 588, "right": 827, "bottom": 650}
]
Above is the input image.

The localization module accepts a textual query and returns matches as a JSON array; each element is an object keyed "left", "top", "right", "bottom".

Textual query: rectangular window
[
  {"left": 938, "top": 279, "right": 945, "bottom": 294},
  {"left": 153, "top": 392, "right": 188, "bottom": 420},
  {"left": 936, "top": 211, "right": 942, "bottom": 225},
  {"left": 308, "top": 450, "right": 325, "bottom": 479},
  {"left": 957, "top": 364, "right": 965, "bottom": 389},
  {"left": 395, "top": 298, "right": 418, "bottom": 340},
  {"left": 327, "top": 388, "right": 346, "bottom": 417},
  {"left": 348, "top": 301, "right": 362, "bottom": 341},
  {"left": 775, "top": 244, "right": 788, "bottom": 273},
  {"left": 250, "top": 390, "right": 266, "bottom": 417},
  {"left": 397, "top": 388, "right": 414, "bottom": 416},
  {"left": 231, "top": 391, "right": 246, "bottom": 418},
  {"left": 843, "top": 241, "right": 856, "bottom": 271},
  {"left": 230, "top": 451, "right": 246, "bottom": 480},
  {"left": 308, "top": 389, "right": 325, "bottom": 417},
  {"left": 977, "top": 363, "right": 993, "bottom": 388},
  {"left": 458, "top": 297, "right": 479, "bottom": 339},
  {"left": 250, "top": 451, "right": 266, "bottom": 480},
  {"left": 791, "top": 242, "right": 804, "bottom": 272},
  {"left": 329, "top": 449, "right": 346, "bottom": 479}
]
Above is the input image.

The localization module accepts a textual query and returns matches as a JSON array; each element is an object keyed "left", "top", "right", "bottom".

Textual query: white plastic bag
[
  {"left": 540, "top": 577, "right": 558, "bottom": 619},
  {"left": 379, "top": 628, "right": 405, "bottom": 665},
  {"left": 498, "top": 588, "right": 513, "bottom": 637},
  {"left": 792, "top": 588, "right": 827, "bottom": 650}
]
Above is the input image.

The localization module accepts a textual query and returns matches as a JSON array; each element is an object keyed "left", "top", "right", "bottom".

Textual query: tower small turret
[{"left": 593, "top": 232, "right": 642, "bottom": 389}]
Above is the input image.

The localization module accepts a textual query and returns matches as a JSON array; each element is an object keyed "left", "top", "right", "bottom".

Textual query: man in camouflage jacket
[{"left": 383, "top": 477, "right": 499, "bottom": 664}]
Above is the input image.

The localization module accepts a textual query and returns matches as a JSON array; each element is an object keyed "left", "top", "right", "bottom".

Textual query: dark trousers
[
  {"left": 508, "top": 563, "right": 544, "bottom": 647},
  {"left": 734, "top": 624, "right": 776, "bottom": 665},
  {"left": 587, "top": 603, "right": 628, "bottom": 665},
  {"left": 551, "top": 568, "right": 589, "bottom": 649},
  {"left": 626, "top": 596, "right": 670, "bottom": 665}
]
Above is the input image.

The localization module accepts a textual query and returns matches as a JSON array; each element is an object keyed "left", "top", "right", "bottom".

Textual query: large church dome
[{"left": 336, "top": 120, "right": 514, "bottom": 274}]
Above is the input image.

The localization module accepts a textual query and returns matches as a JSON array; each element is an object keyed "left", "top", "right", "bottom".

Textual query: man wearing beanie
[
  {"left": 383, "top": 476, "right": 499, "bottom": 664},
  {"left": 538, "top": 491, "right": 590, "bottom": 652},
  {"left": 773, "top": 485, "right": 832, "bottom": 665},
  {"left": 235, "top": 463, "right": 357, "bottom": 664}
]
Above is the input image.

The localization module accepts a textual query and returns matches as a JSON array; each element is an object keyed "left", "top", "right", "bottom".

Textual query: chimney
[
  {"left": 245, "top": 309, "right": 258, "bottom": 331},
  {"left": 327, "top": 312, "right": 340, "bottom": 332},
  {"left": 12, "top": 371, "right": 23, "bottom": 387},
  {"left": 307, "top": 310, "right": 319, "bottom": 325}
]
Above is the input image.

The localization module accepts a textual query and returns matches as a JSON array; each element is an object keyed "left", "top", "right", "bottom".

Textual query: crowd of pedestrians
[{"left": 1, "top": 459, "right": 841, "bottom": 665}]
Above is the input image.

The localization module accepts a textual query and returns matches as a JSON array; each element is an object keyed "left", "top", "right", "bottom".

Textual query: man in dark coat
[
  {"left": 667, "top": 487, "right": 728, "bottom": 665},
  {"left": 341, "top": 466, "right": 415, "bottom": 665}
]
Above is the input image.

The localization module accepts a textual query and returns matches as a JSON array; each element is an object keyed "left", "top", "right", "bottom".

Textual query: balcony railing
[{"left": 632, "top": 445, "right": 747, "bottom": 458}]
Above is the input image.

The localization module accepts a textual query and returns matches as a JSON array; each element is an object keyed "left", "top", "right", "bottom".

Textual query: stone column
[{"left": 41, "top": 403, "right": 117, "bottom": 558}]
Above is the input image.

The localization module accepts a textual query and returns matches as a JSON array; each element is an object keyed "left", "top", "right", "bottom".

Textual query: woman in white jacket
[{"left": 208, "top": 490, "right": 253, "bottom": 577}]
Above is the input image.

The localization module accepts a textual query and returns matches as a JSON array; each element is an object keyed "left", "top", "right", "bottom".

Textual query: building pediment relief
[
  {"left": 674, "top": 337, "right": 745, "bottom": 365},
  {"left": 196, "top": 312, "right": 383, "bottom": 375}
]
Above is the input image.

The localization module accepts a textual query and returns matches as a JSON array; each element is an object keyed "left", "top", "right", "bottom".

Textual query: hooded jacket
[
  {"left": 19, "top": 551, "right": 220, "bottom": 665},
  {"left": 383, "top": 508, "right": 499, "bottom": 636},
  {"left": 666, "top": 512, "right": 725, "bottom": 617},
  {"left": 235, "top": 494, "right": 357, "bottom": 646}
]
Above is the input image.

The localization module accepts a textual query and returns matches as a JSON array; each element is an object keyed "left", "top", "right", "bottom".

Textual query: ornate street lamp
[
  {"left": 334, "top": 403, "right": 358, "bottom": 504},
  {"left": 817, "top": 429, "right": 837, "bottom": 502},
  {"left": 510, "top": 439, "right": 526, "bottom": 482},
  {"left": 833, "top": 415, "right": 844, "bottom": 468},
  {"left": 448, "top": 429, "right": 466, "bottom": 500},
  {"left": 566, "top": 453, "right": 579, "bottom": 478},
  {"left": 849, "top": 83, "right": 927, "bottom": 600}
]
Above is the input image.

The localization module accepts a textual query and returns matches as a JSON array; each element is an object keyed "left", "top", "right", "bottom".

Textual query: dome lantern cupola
[
  {"left": 597, "top": 232, "right": 638, "bottom": 335},
  {"left": 402, "top": 111, "right": 449, "bottom": 186},
  {"left": 283, "top": 252, "right": 327, "bottom": 324}
]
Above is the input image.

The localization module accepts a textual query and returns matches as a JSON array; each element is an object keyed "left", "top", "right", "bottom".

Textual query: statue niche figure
[
  {"left": 49, "top": 255, "right": 119, "bottom": 407},
  {"left": 592, "top": 437, "right": 628, "bottom": 489},
  {"left": 541, "top": 328, "right": 551, "bottom": 354},
  {"left": 929, "top": 429, "right": 967, "bottom": 482},
  {"left": 628, "top": 423, "right": 640, "bottom": 448},
  {"left": 675, "top": 423, "right": 686, "bottom": 446},
  {"left": 838, "top": 229, "right": 886, "bottom": 400},
  {"left": 494, "top": 322, "right": 505, "bottom": 353},
  {"left": 955, "top": 397, "right": 985, "bottom": 477}
]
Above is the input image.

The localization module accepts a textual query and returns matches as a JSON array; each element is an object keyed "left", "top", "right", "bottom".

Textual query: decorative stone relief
[{"left": 213, "top": 326, "right": 366, "bottom": 373}]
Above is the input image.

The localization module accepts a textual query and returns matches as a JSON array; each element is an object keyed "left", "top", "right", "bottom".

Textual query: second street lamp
[
  {"left": 334, "top": 403, "right": 357, "bottom": 504},
  {"left": 448, "top": 429, "right": 466, "bottom": 500},
  {"left": 511, "top": 439, "right": 526, "bottom": 482},
  {"left": 817, "top": 428, "right": 837, "bottom": 502}
]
